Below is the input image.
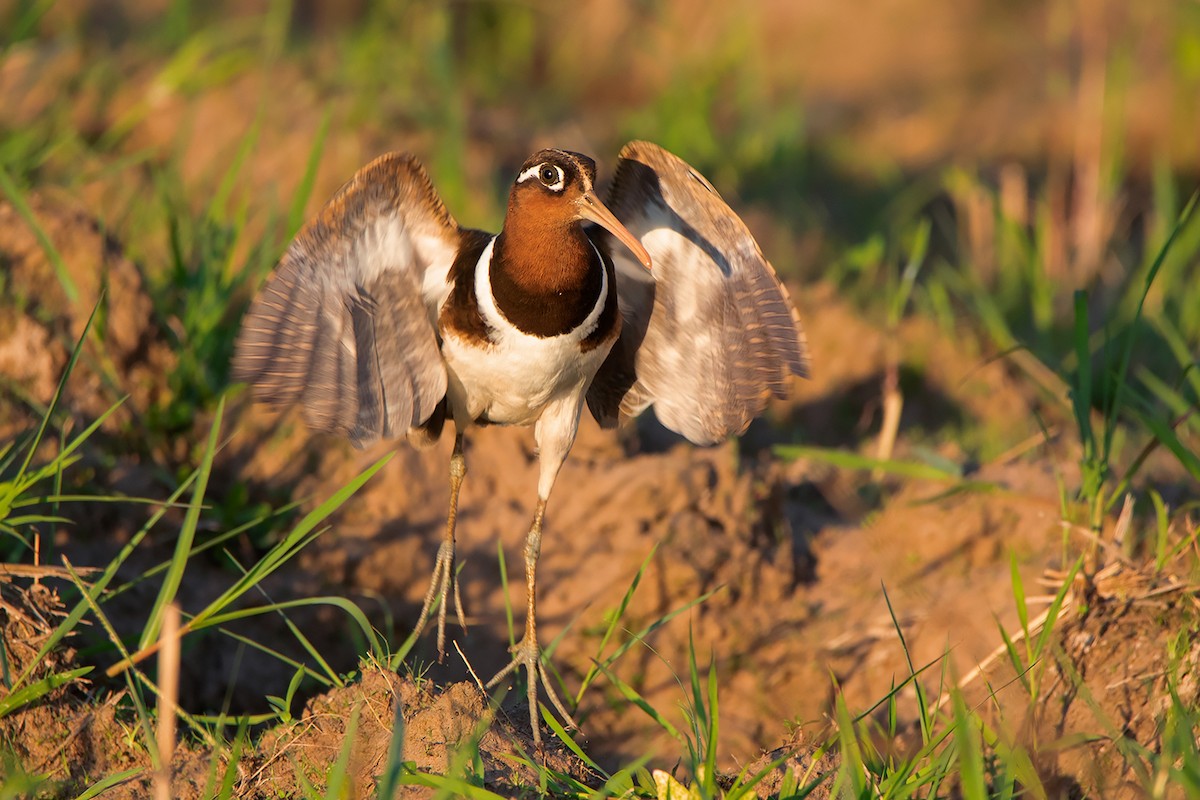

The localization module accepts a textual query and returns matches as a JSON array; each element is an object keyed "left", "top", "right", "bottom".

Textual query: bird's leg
[
  {"left": 486, "top": 498, "right": 577, "bottom": 746},
  {"left": 486, "top": 402, "right": 580, "bottom": 747},
  {"left": 412, "top": 432, "right": 468, "bottom": 661}
]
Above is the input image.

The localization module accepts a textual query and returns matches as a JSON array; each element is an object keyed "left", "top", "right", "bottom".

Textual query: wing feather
[
  {"left": 587, "top": 141, "right": 810, "bottom": 445},
  {"left": 234, "top": 152, "right": 460, "bottom": 447}
]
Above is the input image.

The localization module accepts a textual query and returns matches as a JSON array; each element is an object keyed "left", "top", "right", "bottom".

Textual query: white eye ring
[{"left": 517, "top": 162, "right": 565, "bottom": 192}]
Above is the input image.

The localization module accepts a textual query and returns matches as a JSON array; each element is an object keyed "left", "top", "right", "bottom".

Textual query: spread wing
[
  {"left": 233, "top": 152, "right": 461, "bottom": 447},
  {"left": 587, "top": 141, "right": 810, "bottom": 445}
]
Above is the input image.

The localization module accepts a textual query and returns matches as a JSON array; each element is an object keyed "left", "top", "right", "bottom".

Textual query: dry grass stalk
[{"left": 154, "top": 603, "right": 181, "bottom": 800}]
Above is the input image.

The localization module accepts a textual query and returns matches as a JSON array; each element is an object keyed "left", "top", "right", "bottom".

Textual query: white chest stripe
[{"left": 473, "top": 237, "right": 609, "bottom": 342}]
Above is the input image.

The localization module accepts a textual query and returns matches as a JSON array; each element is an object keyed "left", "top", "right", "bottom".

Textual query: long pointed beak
[{"left": 577, "top": 191, "right": 652, "bottom": 270}]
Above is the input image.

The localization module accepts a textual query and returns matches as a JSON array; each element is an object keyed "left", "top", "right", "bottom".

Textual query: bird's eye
[{"left": 517, "top": 161, "right": 566, "bottom": 190}]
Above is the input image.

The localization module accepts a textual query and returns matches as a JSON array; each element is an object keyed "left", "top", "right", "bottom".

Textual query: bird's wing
[
  {"left": 587, "top": 141, "right": 810, "bottom": 445},
  {"left": 234, "top": 152, "right": 462, "bottom": 447}
]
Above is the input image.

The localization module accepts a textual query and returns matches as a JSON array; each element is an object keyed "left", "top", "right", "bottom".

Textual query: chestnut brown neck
[{"left": 488, "top": 194, "right": 605, "bottom": 337}]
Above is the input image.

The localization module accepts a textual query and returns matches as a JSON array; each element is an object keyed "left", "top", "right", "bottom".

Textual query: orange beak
[{"left": 576, "top": 191, "right": 652, "bottom": 270}]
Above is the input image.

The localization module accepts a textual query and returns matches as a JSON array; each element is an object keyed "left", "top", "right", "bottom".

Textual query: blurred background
[
  {"left": 7, "top": 0, "right": 1200, "bottom": 276},
  {"left": 5, "top": 0, "right": 1200, "bottom": 393}
]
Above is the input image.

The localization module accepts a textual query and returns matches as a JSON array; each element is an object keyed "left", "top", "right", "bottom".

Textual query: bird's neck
[
  {"left": 492, "top": 216, "right": 597, "bottom": 296},
  {"left": 487, "top": 212, "right": 606, "bottom": 337}
]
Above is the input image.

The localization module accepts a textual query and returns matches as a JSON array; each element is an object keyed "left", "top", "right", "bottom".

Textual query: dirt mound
[
  {"left": 0, "top": 195, "right": 173, "bottom": 436},
  {"left": 0, "top": 571, "right": 835, "bottom": 798},
  {"left": 0, "top": 194, "right": 175, "bottom": 474},
  {"left": 0, "top": 575, "right": 575, "bottom": 798},
  {"left": 0, "top": 575, "right": 208, "bottom": 797},
  {"left": 1035, "top": 567, "right": 1200, "bottom": 798},
  {"left": 244, "top": 669, "right": 590, "bottom": 798}
]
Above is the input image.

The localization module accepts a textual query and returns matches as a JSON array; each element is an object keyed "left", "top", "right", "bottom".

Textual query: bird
[{"left": 232, "top": 140, "right": 810, "bottom": 745}]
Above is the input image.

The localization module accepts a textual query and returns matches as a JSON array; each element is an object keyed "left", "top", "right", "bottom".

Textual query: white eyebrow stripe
[
  {"left": 517, "top": 163, "right": 565, "bottom": 192},
  {"left": 517, "top": 165, "right": 543, "bottom": 184}
]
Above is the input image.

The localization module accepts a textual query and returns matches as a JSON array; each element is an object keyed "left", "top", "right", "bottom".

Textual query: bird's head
[{"left": 507, "top": 149, "right": 652, "bottom": 270}]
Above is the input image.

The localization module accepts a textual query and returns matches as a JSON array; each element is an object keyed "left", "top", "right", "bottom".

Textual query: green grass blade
[
  {"left": 0, "top": 667, "right": 92, "bottom": 718},
  {"left": 71, "top": 768, "right": 143, "bottom": 800},
  {"left": 1135, "top": 367, "right": 1200, "bottom": 429},
  {"left": 209, "top": 117, "right": 261, "bottom": 222},
  {"left": 321, "top": 706, "right": 358, "bottom": 800},
  {"left": 398, "top": 773, "right": 508, "bottom": 799},
  {"left": 287, "top": 110, "right": 331, "bottom": 240},
  {"left": 105, "top": 501, "right": 300, "bottom": 601},
  {"left": 951, "top": 690, "right": 986, "bottom": 800},
  {"left": 1032, "top": 557, "right": 1081, "bottom": 663},
  {"left": 1070, "top": 291, "right": 1096, "bottom": 470},
  {"left": 1049, "top": 640, "right": 1153, "bottom": 786},
  {"left": 3, "top": 515, "right": 72, "bottom": 527},
  {"left": 10, "top": 494, "right": 191, "bottom": 510},
  {"left": 832, "top": 691, "right": 868, "bottom": 797},
  {"left": 687, "top": 629, "right": 706, "bottom": 751},
  {"left": 883, "top": 583, "right": 931, "bottom": 745},
  {"left": 376, "top": 684, "right": 407, "bottom": 800},
  {"left": 1149, "top": 489, "right": 1170, "bottom": 571},
  {"left": 497, "top": 539, "right": 516, "bottom": 650},
  {"left": 704, "top": 652, "right": 719, "bottom": 793},
  {"left": 0, "top": 166, "right": 78, "bottom": 301},
  {"left": 1128, "top": 406, "right": 1200, "bottom": 481},
  {"left": 978, "top": 712, "right": 1046, "bottom": 800},
  {"left": 3, "top": 0, "right": 56, "bottom": 45},
  {"left": 585, "top": 586, "right": 719, "bottom": 701},
  {"left": 199, "top": 596, "right": 381, "bottom": 657},
  {"left": 542, "top": 708, "right": 608, "bottom": 778},
  {"left": 14, "top": 469, "right": 201, "bottom": 689},
  {"left": 575, "top": 543, "right": 657, "bottom": 703},
  {"left": 190, "top": 452, "right": 392, "bottom": 632},
  {"left": 591, "top": 659, "right": 682, "bottom": 742},
  {"left": 775, "top": 444, "right": 962, "bottom": 481},
  {"left": 15, "top": 298, "right": 103, "bottom": 479},
  {"left": 1103, "top": 192, "right": 1199, "bottom": 459},
  {"left": 1009, "top": 552, "right": 1030, "bottom": 640},
  {"left": 219, "top": 618, "right": 337, "bottom": 689},
  {"left": 588, "top": 764, "right": 653, "bottom": 800},
  {"left": 887, "top": 217, "right": 931, "bottom": 326},
  {"left": 994, "top": 615, "right": 1032, "bottom": 696},
  {"left": 140, "top": 395, "right": 225, "bottom": 649},
  {"left": 211, "top": 723, "right": 249, "bottom": 800},
  {"left": 61, "top": 560, "right": 160, "bottom": 756},
  {"left": 219, "top": 549, "right": 347, "bottom": 685},
  {"left": 191, "top": 711, "right": 279, "bottom": 726}
]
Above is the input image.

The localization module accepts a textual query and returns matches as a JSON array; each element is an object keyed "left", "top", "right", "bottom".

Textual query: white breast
[{"left": 440, "top": 237, "right": 613, "bottom": 426}]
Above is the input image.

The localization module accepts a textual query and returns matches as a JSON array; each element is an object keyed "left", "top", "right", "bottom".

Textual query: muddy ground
[
  {"left": 2, "top": 12, "right": 1199, "bottom": 797},
  {"left": 3, "top": 191, "right": 1196, "bottom": 798}
]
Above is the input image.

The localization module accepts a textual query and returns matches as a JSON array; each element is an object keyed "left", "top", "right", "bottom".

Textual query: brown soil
[
  {"left": 0, "top": 194, "right": 174, "bottom": 440},
  {"left": 0, "top": 578, "right": 589, "bottom": 798},
  {"left": 4, "top": 192, "right": 1193, "bottom": 798},
  {"left": 0, "top": 578, "right": 211, "bottom": 798},
  {"left": 243, "top": 671, "right": 594, "bottom": 798},
  {"left": 1027, "top": 570, "right": 1200, "bottom": 800},
  {"left": 3, "top": 9, "right": 1198, "bottom": 795}
]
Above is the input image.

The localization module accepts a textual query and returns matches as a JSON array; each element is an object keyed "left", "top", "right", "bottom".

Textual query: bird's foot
[
  {"left": 486, "top": 633, "right": 577, "bottom": 748},
  {"left": 412, "top": 538, "right": 467, "bottom": 661}
]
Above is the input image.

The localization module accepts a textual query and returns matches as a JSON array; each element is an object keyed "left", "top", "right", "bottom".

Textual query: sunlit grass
[{"left": 1, "top": 0, "right": 1200, "bottom": 797}]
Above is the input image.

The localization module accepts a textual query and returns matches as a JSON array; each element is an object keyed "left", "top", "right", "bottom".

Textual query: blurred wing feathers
[
  {"left": 234, "top": 152, "right": 460, "bottom": 446},
  {"left": 588, "top": 141, "right": 810, "bottom": 444}
]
